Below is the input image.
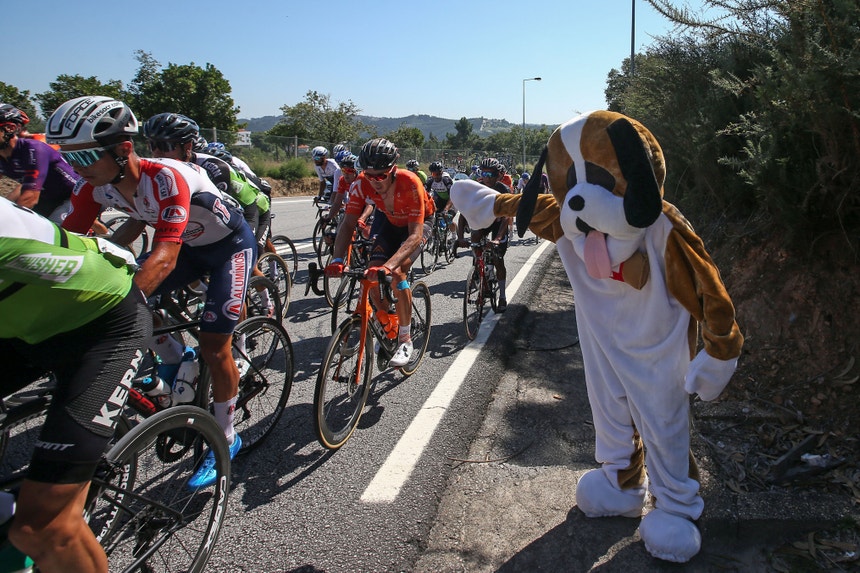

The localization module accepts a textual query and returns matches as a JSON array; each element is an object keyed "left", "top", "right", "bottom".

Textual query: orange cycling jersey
[{"left": 346, "top": 169, "right": 434, "bottom": 226}]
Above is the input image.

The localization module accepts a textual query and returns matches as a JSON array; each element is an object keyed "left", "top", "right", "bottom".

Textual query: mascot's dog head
[{"left": 519, "top": 111, "right": 665, "bottom": 280}]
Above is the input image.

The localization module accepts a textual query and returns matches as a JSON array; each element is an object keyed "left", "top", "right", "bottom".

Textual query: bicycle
[
  {"left": 419, "top": 211, "right": 458, "bottom": 274},
  {"left": 463, "top": 237, "right": 501, "bottom": 340},
  {"left": 327, "top": 235, "right": 374, "bottom": 332},
  {"left": 0, "top": 376, "right": 231, "bottom": 573},
  {"left": 313, "top": 269, "right": 432, "bottom": 450},
  {"left": 100, "top": 212, "right": 150, "bottom": 257}
]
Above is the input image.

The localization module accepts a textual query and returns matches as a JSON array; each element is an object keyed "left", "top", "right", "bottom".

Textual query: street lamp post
[{"left": 522, "top": 77, "right": 541, "bottom": 171}]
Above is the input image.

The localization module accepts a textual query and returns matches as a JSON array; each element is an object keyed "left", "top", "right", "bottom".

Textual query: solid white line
[{"left": 360, "top": 239, "right": 553, "bottom": 503}]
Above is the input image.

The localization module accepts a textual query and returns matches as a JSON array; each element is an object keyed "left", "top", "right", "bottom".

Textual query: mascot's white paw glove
[
  {"left": 451, "top": 180, "right": 499, "bottom": 231},
  {"left": 684, "top": 350, "right": 738, "bottom": 401}
]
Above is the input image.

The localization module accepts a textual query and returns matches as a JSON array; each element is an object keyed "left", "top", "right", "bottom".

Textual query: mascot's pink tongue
[{"left": 584, "top": 231, "right": 612, "bottom": 279}]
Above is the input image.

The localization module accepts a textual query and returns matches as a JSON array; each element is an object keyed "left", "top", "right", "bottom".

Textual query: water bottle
[
  {"left": 172, "top": 347, "right": 199, "bottom": 404},
  {"left": 375, "top": 309, "right": 399, "bottom": 340},
  {"left": 140, "top": 375, "right": 172, "bottom": 409}
]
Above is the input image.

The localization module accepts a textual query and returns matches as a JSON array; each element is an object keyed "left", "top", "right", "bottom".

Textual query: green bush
[{"left": 270, "top": 158, "right": 312, "bottom": 181}]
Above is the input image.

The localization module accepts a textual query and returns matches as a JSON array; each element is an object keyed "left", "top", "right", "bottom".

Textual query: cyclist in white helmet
[{"left": 312, "top": 146, "right": 338, "bottom": 201}]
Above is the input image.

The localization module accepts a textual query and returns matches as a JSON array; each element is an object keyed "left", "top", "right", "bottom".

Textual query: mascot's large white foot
[
  {"left": 575, "top": 468, "right": 646, "bottom": 518},
  {"left": 639, "top": 508, "right": 701, "bottom": 563}
]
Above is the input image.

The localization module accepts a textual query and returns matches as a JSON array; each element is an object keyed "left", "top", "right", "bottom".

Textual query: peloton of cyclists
[{"left": 52, "top": 96, "right": 251, "bottom": 488}]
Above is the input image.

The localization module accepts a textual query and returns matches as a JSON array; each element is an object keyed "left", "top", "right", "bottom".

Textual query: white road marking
[{"left": 361, "top": 240, "right": 553, "bottom": 503}]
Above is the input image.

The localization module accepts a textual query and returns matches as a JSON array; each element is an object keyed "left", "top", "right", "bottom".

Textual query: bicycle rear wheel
[
  {"left": 245, "top": 275, "right": 283, "bottom": 321},
  {"left": 231, "top": 316, "right": 294, "bottom": 452},
  {"left": 463, "top": 267, "right": 485, "bottom": 340},
  {"left": 103, "top": 214, "right": 150, "bottom": 256},
  {"left": 400, "top": 282, "right": 432, "bottom": 376},
  {"left": 269, "top": 235, "right": 298, "bottom": 282},
  {"left": 256, "top": 252, "right": 291, "bottom": 315},
  {"left": 89, "top": 406, "right": 230, "bottom": 573},
  {"left": 314, "top": 316, "right": 373, "bottom": 450}
]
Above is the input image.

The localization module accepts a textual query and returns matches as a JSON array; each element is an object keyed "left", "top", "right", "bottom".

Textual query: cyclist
[
  {"left": 425, "top": 161, "right": 455, "bottom": 214},
  {"left": 325, "top": 138, "right": 434, "bottom": 367},
  {"left": 327, "top": 153, "right": 374, "bottom": 236},
  {"left": 51, "top": 96, "right": 251, "bottom": 487},
  {"left": 0, "top": 103, "right": 85, "bottom": 226},
  {"left": 469, "top": 164, "right": 480, "bottom": 181},
  {"left": 0, "top": 197, "right": 150, "bottom": 573},
  {"left": 498, "top": 162, "right": 514, "bottom": 189},
  {"left": 472, "top": 157, "right": 511, "bottom": 313},
  {"left": 312, "top": 146, "right": 338, "bottom": 201},
  {"left": 516, "top": 171, "right": 530, "bottom": 193},
  {"left": 405, "top": 159, "right": 427, "bottom": 185}
]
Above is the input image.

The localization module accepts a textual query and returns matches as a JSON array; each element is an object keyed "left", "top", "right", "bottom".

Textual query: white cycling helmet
[
  {"left": 46, "top": 96, "right": 139, "bottom": 146},
  {"left": 312, "top": 146, "right": 328, "bottom": 161}
]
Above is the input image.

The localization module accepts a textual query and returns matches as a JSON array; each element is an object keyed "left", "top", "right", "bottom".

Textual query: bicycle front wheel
[
  {"left": 400, "top": 281, "right": 432, "bottom": 376},
  {"left": 330, "top": 275, "right": 361, "bottom": 334},
  {"left": 89, "top": 406, "right": 230, "bottom": 573},
  {"left": 314, "top": 316, "right": 373, "bottom": 450},
  {"left": 443, "top": 225, "right": 458, "bottom": 264},
  {"left": 256, "top": 252, "right": 291, "bottom": 315},
  {"left": 269, "top": 235, "right": 299, "bottom": 282},
  {"left": 232, "top": 316, "right": 294, "bottom": 452},
  {"left": 463, "top": 267, "right": 485, "bottom": 341}
]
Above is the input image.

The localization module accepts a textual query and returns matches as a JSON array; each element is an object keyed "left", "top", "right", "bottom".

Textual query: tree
[
  {"left": 271, "top": 91, "right": 365, "bottom": 149},
  {"left": 0, "top": 82, "right": 43, "bottom": 130},
  {"left": 127, "top": 50, "right": 161, "bottom": 110},
  {"left": 445, "top": 117, "right": 479, "bottom": 149},
  {"left": 384, "top": 123, "right": 424, "bottom": 150},
  {"left": 34, "top": 75, "right": 125, "bottom": 118}
]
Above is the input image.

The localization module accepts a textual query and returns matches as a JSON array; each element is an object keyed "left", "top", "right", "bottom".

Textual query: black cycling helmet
[
  {"left": 143, "top": 112, "right": 199, "bottom": 143},
  {"left": 359, "top": 138, "right": 399, "bottom": 170},
  {"left": 340, "top": 153, "right": 358, "bottom": 169},
  {"left": 429, "top": 161, "right": 443, "bottom": 173},
  {"left": 193, "top": 134, "right": 209, "bottom": 153},
  {"left": 480, "top": 157, "right": 501, "bottom": 173},
  {"left": 406, "top": 159, "right": 419, "bottom": 171},
  {"left": 0, "top": 103, "right": 30, "bottom": 128}
]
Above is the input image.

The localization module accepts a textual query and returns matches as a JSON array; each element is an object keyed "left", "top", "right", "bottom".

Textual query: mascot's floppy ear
[
  {"left": 516, "top": 145, "right": 548, "bottom": 237},
  {"left": 606, "top": 117, "right": 662, "bottom": 228}
]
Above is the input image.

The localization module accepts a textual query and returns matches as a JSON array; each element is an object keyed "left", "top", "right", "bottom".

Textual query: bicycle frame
[{"left": 341, "top": 269, "right": 399, "bottom": 370}]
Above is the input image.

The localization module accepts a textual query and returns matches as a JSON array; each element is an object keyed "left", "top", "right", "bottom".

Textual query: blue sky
[{"left": 5, "top": 1, "right": 700, "bottom": 127}]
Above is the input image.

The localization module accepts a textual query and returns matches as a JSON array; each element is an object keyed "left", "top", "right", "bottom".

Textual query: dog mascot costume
[{"left": 451, "top": 111, "right": 743, "bottom": 563}]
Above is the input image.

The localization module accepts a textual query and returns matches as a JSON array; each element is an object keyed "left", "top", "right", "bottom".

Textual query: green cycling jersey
[{"left": 0, "top": 198, "right": 136, "bottom": 344}]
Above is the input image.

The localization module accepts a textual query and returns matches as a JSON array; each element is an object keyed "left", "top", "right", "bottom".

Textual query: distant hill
[{"left": 238, "top": 114, "right": 541, "bottom": 139}]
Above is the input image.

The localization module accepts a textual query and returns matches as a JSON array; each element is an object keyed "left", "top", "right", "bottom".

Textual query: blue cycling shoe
[{"left": 187, "top": 433, "right": 241, "bottom": 490}]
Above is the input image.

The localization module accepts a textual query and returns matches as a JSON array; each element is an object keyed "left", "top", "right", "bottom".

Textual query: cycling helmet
[
  {"left": 332, "top": 143, "right": 347, "bottom": 156},
  {"left": 208, "top": 148, "right": 234, "bottom": 163},
  {"left": 46, "top": 96, "right": 139, "bottom": 146},
  {"left": 359, "top": 138, "right": 399, "bottom": 170},
  {"left": 479, "top": 157, "right": 501, "bottom": 173},
  {"left": 206, "top": 142, "right": 226, "bottom": 152},
  {"left": 334, "top": 149, "right": 350, "bottom": 164},
  {"left": 521, "top": 172, "right": 530, "bottom": 179},
  {"left": 429, "top": 161, "right": 443, "bottom": 173},
  {"left": 0, "top": 104, "right": 30, "bottom": 128},
  {"left": 311, "top": 146, "right": 329, "bottom": 161},
  {"left": 406, "top": 159, "right": 419, "bottom": 171},
  {"left": 471, "top": 165, "right": 479, "bottom": 172},
  {"left": 498, "top": 163, "right": 507, "bottom": 174},
  {"left": 340, "top": 153, "right": 358, "bottom": 169},
  {"left": 143, "top": 112, "right": 199, "bottom": 143},
  {"left": 193, "top": 134, "right": 208, "bottom": 152}
]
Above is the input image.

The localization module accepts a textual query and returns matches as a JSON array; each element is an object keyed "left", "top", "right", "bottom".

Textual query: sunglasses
[
  {"left": 364, "top": 169, "right": 391, "bottom": 182},
  {"left": 341, "top": 167, "right": 357, "bottom": 174},
  {"left": 481, "top": 171, "right": 498, "bottom": 178},
  {"left": 148, "top": 140, "right": 182, "bottom": 152},
  {"left": 60, "top": 144, "right": 119, "bottom": 168}
]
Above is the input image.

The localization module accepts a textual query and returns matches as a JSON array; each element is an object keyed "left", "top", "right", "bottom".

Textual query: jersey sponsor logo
[
  {"left": 202, "top": 310, "right": 217, "bottom": 323},
  {"left": 212, "top": 197, "right": 231, "bottom": 225},
  {"left": 161, "top": 205, "right": 188, "bottom": 224},
  {"left": 34, "top": 440, "right": 74, "bottom": 452},
  {"left": 182, "top": 221, "right": 205, "bottom": 242},
  {"left": 154, "top": 170, "right": 180, "bottom": 201},
  {"left": 9, "top": 253, "right": 84, "bottom": 282},
  {"left": 223, "top": 248, "right": 250, "bottom": 320},
  {"left": 92, "top": 349, "right": 142, "bottom": 429}
]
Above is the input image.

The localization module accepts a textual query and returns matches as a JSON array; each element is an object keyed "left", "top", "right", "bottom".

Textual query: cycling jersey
[
  {"left": 346, "top": 169, "right": 434, "bottom": 227},
  {"left": 192, "top": 152, "right": 260, "bottom": 209},
  {"left": 314, "top": 158, "right": 339, "bottom": 184},
  {"left": 63, "top": 158, "right": 246, "bottom": 247},
  {"left": 0, "top": 137, "right": 79, "bottom": 220},
  {"left": 0, "top": 198, "right": 135, "bottom": 344}
]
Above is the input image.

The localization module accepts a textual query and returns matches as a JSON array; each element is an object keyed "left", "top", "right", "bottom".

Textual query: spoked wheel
[
  {"left": 463, "top": 267, "right": 485, "bottom": 341},
  {"left": 245, "top": 275, "right": 283, "bottom": 321},
  {"left": 399, "top": 282, "right": 432, "bottom": 376},
  {"left": 103, "top": 214, "right": 150, "bottom": 256},
  {"left": 256, "top": 252, "right": 291, "bottom": 315},
  {"left": 488, "top": 274, "right": 500, "bottom": 313},
  {"left": 230, "top": 316, "right": 294, "bottom": 453},
  {"left": 322, "top": 253, "right": 347, "bottom": 308},
  {"left": 269, "top": 235, "right": 299, "bottom": 282},
  {"left": 330, "top": 275, "right": 361, "bottom": 334},
  {"left": 443, "top": 225, "right": 458, "bottom": 264},
  {"left": 88, "top": 406, "right": 230, "bottom": 573},
  {"left": 313, "top": 316, "right": 373, "bottom": 450},
  {"left": 420, "top": 232, "right": 437, "bottom": 275}
]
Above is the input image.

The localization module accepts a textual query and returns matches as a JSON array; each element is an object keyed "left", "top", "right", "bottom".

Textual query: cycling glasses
[
  {"left": 59, "top": 144, "right": 119, "bottom": 168},
  {"left": 148, "top": 140, "right": 182, "bottom": 152},
  {"left": 341, "top": 167, "right": 357, "bottom": 174},
  {"left": 481, "top": 171, "right": 498, "bottom": 178},
  {"left": 364, "top": 169, "right": 392, "bottom": 182}
]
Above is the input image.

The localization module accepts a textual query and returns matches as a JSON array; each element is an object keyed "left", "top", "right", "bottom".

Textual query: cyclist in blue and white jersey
[{"left": 312, "top": 146, "right": 338, "bottom": 201}]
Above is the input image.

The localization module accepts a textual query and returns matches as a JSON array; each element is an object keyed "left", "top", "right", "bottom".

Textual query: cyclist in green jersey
[{"left": 0, "top": 197, "right": 150, "bottom": 573}]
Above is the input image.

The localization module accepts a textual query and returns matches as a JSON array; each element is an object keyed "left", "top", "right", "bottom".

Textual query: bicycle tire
[
  {"left": 256, "top": 252, "right": 291, "bottom": 315},
  {"left": 330, "top": 274, "right": 361, "bottom": 334},
  {"left": 443, "top": 225, "right": 458, "bottom": 264},
  {"left": 313, "top": 316, "right": 373, "bottom": 450},
  {"left": 463, "top": 266, "right": 485, "bottom": 340},
  {"left": 322, "top": 253, "right": 344, "bottom": 308},
  {"left": 103, "top": 214, "right": 150, "bottom": 257},
  {"left": 488, "top": 270, "right": 500, "bottom": 313},
  {"left": 400, "top": 282, "right": 432, "bottom": 376},
  {"left": 231, "top": 316, "right": 294, "bottom": 452},
  {"left": 269, "top": 235, "right": 299, "bottom": 282},
  {"left": 246, "top": 275, "right": 284, "bottom": 321},
  {"left": 88, "top": 406, "right": 230, "bottom": 573}
]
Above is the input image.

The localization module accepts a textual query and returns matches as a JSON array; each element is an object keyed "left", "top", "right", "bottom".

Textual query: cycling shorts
[
  {"left": 368, "top": 212, "right": 432, "bottom": 267},
  {"left": 143, "top": 223, "right": 256, "bottom": 334},
  {"left": 0, "top": 288, "right": 151, "bottom": 484}
]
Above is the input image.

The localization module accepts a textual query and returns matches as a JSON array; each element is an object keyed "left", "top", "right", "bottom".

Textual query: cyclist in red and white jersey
[
  {"left": 52, "top": 96, "right": 251, "bottom": 488},
  {"left": 312, "top": 146, "right": 338, "bottom": 201}
]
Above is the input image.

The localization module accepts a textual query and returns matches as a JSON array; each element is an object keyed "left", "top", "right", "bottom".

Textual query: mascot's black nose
[{"left": 569, "top": 195, "right": 585, "bottom": 211}]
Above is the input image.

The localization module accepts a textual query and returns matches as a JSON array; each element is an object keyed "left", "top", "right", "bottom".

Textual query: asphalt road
[{"left": 204, "top": 197, "right": 552, "bottom": 572}]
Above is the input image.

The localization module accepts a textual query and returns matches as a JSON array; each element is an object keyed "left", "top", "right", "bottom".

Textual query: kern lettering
[
  {"left": 11, "top": 253, "right": 83, "bottom": 283},
  {"left": 92, "top": 349, "right": 143, "bottom": 429}
]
